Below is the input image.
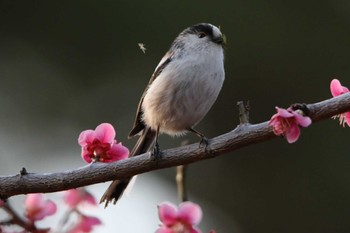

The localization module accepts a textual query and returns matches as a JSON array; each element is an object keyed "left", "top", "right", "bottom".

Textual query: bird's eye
[{"left": 198, "top": 32, "right": 207, "bottom": 38}]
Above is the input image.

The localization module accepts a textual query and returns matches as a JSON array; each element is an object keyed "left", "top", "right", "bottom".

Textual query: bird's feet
[
  {"left": 188, "top": 128, "right": 213, "bottom": 154},
  {"left": 199, "top": 136, "right": 209, "bottom": 148},
  {"left": 199, "top": 136, "right": 213, "bottom": 154},
  {"left": 150, "top": 142, "right": 162, "bottom": 161}
]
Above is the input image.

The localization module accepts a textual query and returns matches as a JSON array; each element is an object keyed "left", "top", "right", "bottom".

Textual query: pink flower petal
[
  {"left": 158, "top": 202, "right": 178, "bottom": 226},
  {"left": 345, "top": 112, "right": 350, "bottom": 127},
  {"left": 177, "top": 202, "right": 202, "bottom": 225},
  {"left": 94, "top": 123, "right": 116, "bottom": 144},
  {"left": 285, "top": 123, "right": 300, "bottom": 143},
  {"left": 84, "top": 193, "right": 97, "bottom": 206},
  {"left": 276, "top": 107, "right": 294, "bottom": 118},
  {"left": 64, "top": 189, "right": 96, "bottom": 208},
  {"left": 330, "top": 79, "right": 349, "bottom": 97},
  {"left": 25, "top": 194, "right": 57, "bottom": 221},
  {"left": 293, "top": 113, "right": 312, "bottom": 128},
  {"left": 25, "top": 193, "right": 41, "bottom": 208},
  {"left": 269, "top": 113, "right": 281, "bottom": 126},
  {"left": 81, "top": 216, "right": 102, "bottom": 230},
  {"left": 106, "top": 143, "right": 129, "bottom": 162},
  {"left": 78, "top": 130, "right": 95, "bottom": 146},
  {"left": 35, "top": 200, "right": 57, "bottom": 220},
  {"left": 64, "top": 189, "right": 81, "bottom": 208},
  {"left": 68, "top": 215, "right": 101, "bottom": 233},
  {"left": 269, "top": 116, "right": 284, "bottom": 135},
  {"left": 82, "top": 150, "right": 93, "bottom": 163}
]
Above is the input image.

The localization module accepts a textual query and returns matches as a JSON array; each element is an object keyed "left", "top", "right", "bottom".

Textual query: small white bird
[{"left": 100, "top": 23, "right": 225, "bottom": 207}]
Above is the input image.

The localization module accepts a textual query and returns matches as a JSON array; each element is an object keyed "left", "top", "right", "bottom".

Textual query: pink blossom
[
  {"left": 68, "top": 215, "right": 102, "bottom": 233},
  {"left": 269, "top": 107, "right": 312, "bottom": 143},
  {"left": 25, "top": 193, "right": 57, "bottom": 221},
  {"left": 0, "top": 199, "right": 4, "bottom": 207},
  {"left": 330, "top": 79, "right": 350, "bottom": 127},
  {"left": 156, "top": 201, "right": 202, "bottom": 233},
  {"left": 78, "top": 123, "right": 129, "bottom": 163},
  {"left": 64, "top": 189, "right": 97, "bottom": 209}
]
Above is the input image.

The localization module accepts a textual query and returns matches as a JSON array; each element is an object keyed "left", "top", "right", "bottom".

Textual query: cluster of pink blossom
[
  {"left": 25, "top": 193, "right": 57, "bottom": 222},
  {"left": 0, "top": 193, "right": 56, "bottom": 233},
  {"left": 0, "top": 189, "right": 101, "bottom": 233},
  {"left": 1, "top": 195, "right": 212, "bottom": 233},
  {"left": 63, "top": 189, "right": 101, "bottom": 233}
]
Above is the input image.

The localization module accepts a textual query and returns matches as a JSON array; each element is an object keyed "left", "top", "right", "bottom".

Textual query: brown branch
[{"left": 1, "top": 93, "right": 350, "bottom": 199}]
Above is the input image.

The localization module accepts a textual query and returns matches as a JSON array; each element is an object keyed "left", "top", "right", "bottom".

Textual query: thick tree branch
[{"left": 1, "top": 93, "right": 350, "bottom": 199}]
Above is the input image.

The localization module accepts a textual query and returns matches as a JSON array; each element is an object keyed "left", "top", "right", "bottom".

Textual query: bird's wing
[{"left": 128, "top": 51, "right": 173, "bottom": 138}]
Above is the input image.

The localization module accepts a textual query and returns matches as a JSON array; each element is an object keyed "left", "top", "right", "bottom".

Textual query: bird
[{"left": 100, "top": 23, "right": 225, "bottom": 207}]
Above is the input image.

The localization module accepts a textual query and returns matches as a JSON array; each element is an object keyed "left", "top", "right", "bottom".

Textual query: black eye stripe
[
  {"left": 180, "top": 23, "right": 214, "bottom": 38},
  {"left": 192, "top": 24, "right": 213, "bottom": 37}
]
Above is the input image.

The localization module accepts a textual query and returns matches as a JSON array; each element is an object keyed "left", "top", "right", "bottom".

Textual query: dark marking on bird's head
[{"left": 186, "top": 23, "right": 224, "bottom": 45}]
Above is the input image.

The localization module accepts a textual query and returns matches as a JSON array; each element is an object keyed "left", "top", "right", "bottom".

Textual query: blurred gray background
[{"left": 0, "top": 0, "right": 350, "bottom": 232}]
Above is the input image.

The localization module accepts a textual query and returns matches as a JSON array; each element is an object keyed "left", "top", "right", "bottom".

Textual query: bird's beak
[{"left": 213, "top": 34, "right": 226, "bottom": 45}]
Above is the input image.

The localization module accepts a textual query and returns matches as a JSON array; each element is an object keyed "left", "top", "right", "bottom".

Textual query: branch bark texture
[{"left": 1, "top": 93, "right": 350, "bottom": 199}]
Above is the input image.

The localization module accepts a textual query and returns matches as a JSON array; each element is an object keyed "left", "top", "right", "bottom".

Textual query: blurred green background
[{"left": 0, "top": 0, "right": 350, "bottom": 232}]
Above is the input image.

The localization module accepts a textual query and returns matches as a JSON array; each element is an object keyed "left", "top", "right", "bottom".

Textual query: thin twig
[
  {"left": 0, "top": 201, "right": 42, "bottom": 232},
  {"left": 176, "top": 165, "right": 187, "bottom": 202},
  {"left": 237, "top": 101, "right": 250, "bottom": 124}
]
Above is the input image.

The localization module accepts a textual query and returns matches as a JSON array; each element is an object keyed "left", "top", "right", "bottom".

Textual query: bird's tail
[{"left": 99, "top": 127, "right": 156, "bottom": 207}]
